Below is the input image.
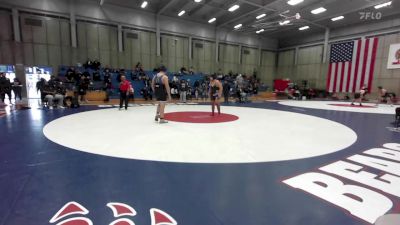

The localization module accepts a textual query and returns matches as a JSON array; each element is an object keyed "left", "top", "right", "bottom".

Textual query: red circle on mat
[
  {"left": 164, "top": 111, "right": 239, "bottom": 123},
  {"left": 328, "top": 103, "right": 377, "bottom": 108}
]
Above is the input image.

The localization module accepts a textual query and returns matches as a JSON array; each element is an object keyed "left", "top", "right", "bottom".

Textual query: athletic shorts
[
  {"left": 211, "top": 95, "right": 219, "bottom": 101},
  {"left": 156, "top": 94, "right": 167, "bottom": 102}
]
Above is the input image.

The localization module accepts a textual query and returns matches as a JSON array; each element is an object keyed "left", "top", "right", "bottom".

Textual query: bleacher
[{"left": 58, "top": 66, "right": 206, "bottom": 98}]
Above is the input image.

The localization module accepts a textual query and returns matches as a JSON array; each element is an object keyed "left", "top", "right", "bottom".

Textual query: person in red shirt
[{"left": 119, "top": 75, "right": 133, "bottom": 110}]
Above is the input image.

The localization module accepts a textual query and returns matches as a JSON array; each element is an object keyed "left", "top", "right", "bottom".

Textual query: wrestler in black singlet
[
  {"left": 210, "top": 84, "right": 220, "bottom": 101},
  {"left": 154, "top": 73, "right": 167, "bottom": 102}
]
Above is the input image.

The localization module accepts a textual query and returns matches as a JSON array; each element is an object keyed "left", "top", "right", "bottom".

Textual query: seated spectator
[
  {"left": 42, "top": 81, "right": 55, "bottom": 107},
  {"left": 104, "top": 66, "right": 111, "bottom": 74},
  {"left": 307, "top": 88, "right": 316, "bottom": 99},
  {"left": 236, "top": 87, "right": 246, "bottom": 103},
  {"left": 143, "top": 76, "right": 151, "bottom": 86},
  {"left": 55, "top": 80, "right": 66, "bottom": 108},
  {"left": 193, "top": 80, "right": 200, "bottom": 88},
  {"left": 82, "top": 70, "right": 90, "bottom": 79},
  {"left": 172, "top": 75, "right": 179, "bottom": 84},
  {"left": 83, "top": 59, "right": 93, "bottom": 70},
  {"left": 74, "top": 72, "right": 82, "bottom": 83},
  {"left": 66, "top": 67, "right": 76, "bottom": 82},
  {"left": 93, "top": 70, "right": 101, "bottom": 81},
  {"left": 189, "top": 66, "right": 195, "bottom": 75},
  {"left": 286, "top": 88, "right": 294, "bottom": 99},
  {"left": 116, "top": 69, "right": 125, "bottom": 83},
  {"left": 131, "top": 62, "right": 144, "bottom": 80},
  {"left": 140, "top": 84, "right": 153, "bottom": 101},
  {"left": 92, "top": 59, "right": 101, "bottom": 70},
  {"left": 43, "top": 80, "right": 64, "bottom": 109},
  {"left": 179, "top": 67, "right": 188, "bottom": 75},
  {"left": 171, "top": 87, "right": 179, "bottom": 99}
]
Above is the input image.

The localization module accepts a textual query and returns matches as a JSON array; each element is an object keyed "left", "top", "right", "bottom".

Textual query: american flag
[{"left": 326, "top": 37, "right": 379, "bottom": 93}]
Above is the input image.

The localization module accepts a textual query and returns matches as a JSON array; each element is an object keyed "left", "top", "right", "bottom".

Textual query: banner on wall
[{"left": 387, "top": 43, "right": 400, "bottom": 69}]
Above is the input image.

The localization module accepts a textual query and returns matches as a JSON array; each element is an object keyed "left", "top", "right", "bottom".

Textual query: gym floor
[{"left": 0, "top": 100, "right": 399, "bottom": 225}]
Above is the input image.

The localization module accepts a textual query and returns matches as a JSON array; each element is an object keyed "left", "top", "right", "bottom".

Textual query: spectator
[
  {"left": 66, "top": 67, "right": 76, "bottom": 82},
  {"left": 194, "top": 86, "right": 200, "bottom": 100},
  {"left": 103, "top": 72, "right": 112, "bottom": 102},
  {"left": 0, "top": 73, "right": 12, "bottom": 104},
  {"left": 83, "top": 59, "right": 93, "bottom": 70},
  {"left": 12, "top": 77, "right": 23, "bottom": 101},
  {"left": 186, "top": 82, "right": 192, "bottom": 101},
  {"left": 237, "top": 86, "right": 245, "bottom": 103},
  {"left": 74, "top": 72, "right": 82, "bottom": 83},
  {"left": 189, "top": 66, "right": 195, "bottom": 75},
  {"left": 42, "top": 79, "right": 65, "bottom": 109},
  {"left": 200, "top": 81, "right": 208, "bottom": 100},
  {"left": 36, "top": 78, "right": 46, "bottom": 104},
  {"left": 141, "top": 84, "right": 153, "bottom": 101},
  {"left": 194, "top": 80, "right": 200, "bottom": 88},
  {"left": 171, "top": 87, "right": 179, "bottom": 99},
  {"left": 179, "top": 67, "right": 188, "bottom": 75},
  {"left": 116, "top": 69, "right": 125, "bottom": 83},
  {"left": 93, "top": 70, "right": 101, "bottom": 81},
  {"left": 77, "top": 76, "right": 89, "bottom": 103},
  {"left": 93, "top": 59, "right": 101, "bottom": 70},
  {"left": 134, "top": 62, "right": 145, "bottom": 80},
  {"left": 54, "top": 80, "right": 66, "bottom": 108},
  {"left": 42, "top": 81, "right": 55, "bottom": 108},
  {"left": 179, "top": 79, "right": 188, "bottom": 103},
  {"left": 307, "top": 88, "right": 316, "bottom": 99},
  {"left": 223, "top": 80, "right": 230, "bottom": 103}
]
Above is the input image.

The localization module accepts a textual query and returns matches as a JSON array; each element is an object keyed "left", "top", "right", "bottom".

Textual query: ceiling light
[
  {"left": 208, "top": 17, "right": 216, "bottom": 23},
  {"left": 194, "top": 0, "right": 202, "bottom": 2},
  {"left": 299, "top": 26, "right": 309, "bottom": 30},
  {"left": 234, "top": 24, "right": 242, "bottom": 29},
  {"left": 311, "top": 7, "right": 327, "bottom": 14},
  {"left": 331, "top": 16, "right": 344, "bottom": 21},
  {"left": 256, "top": 13, "right": 266, "bottom": 19},
  {"left": 256, "top": 29, "right": 265, "bottom": 34},
  {"left": 141, "top": 1, "right": 148, "bottom": 8},
  {"left": 279, "top": 20, "right": 290, "bottom": 25},
  {"left": 228, "top": 4, "right": 240, "bottom": 12},
  {"left": 287, "top": 0, "right": 304, "bottom": 6},
  {"left": 374, "top": 1, "right": 392, "bottom": 9},
  {"left": 178, "top": 10, "right": 185, "bottom": 16}
]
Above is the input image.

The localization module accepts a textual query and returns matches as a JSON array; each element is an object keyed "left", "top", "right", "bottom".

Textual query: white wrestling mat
[{"left": 278, "top": 100, "right": 397, "bottom": 115}]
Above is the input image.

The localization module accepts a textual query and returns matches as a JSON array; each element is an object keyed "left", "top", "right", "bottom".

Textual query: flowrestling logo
[
  {"left": 49, "top": 202, "right": 177, "bottom": 225},
  {"left": 359, "top": 12, "right": 383, "bottom": 20},
  {"left": 283, "top": 143, "right": 400, "bottom": 224}
]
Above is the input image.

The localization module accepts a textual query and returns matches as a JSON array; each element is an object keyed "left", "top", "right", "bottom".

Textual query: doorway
[{"left": 25, "top": 66, "right": 52, "bottom": 99}]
